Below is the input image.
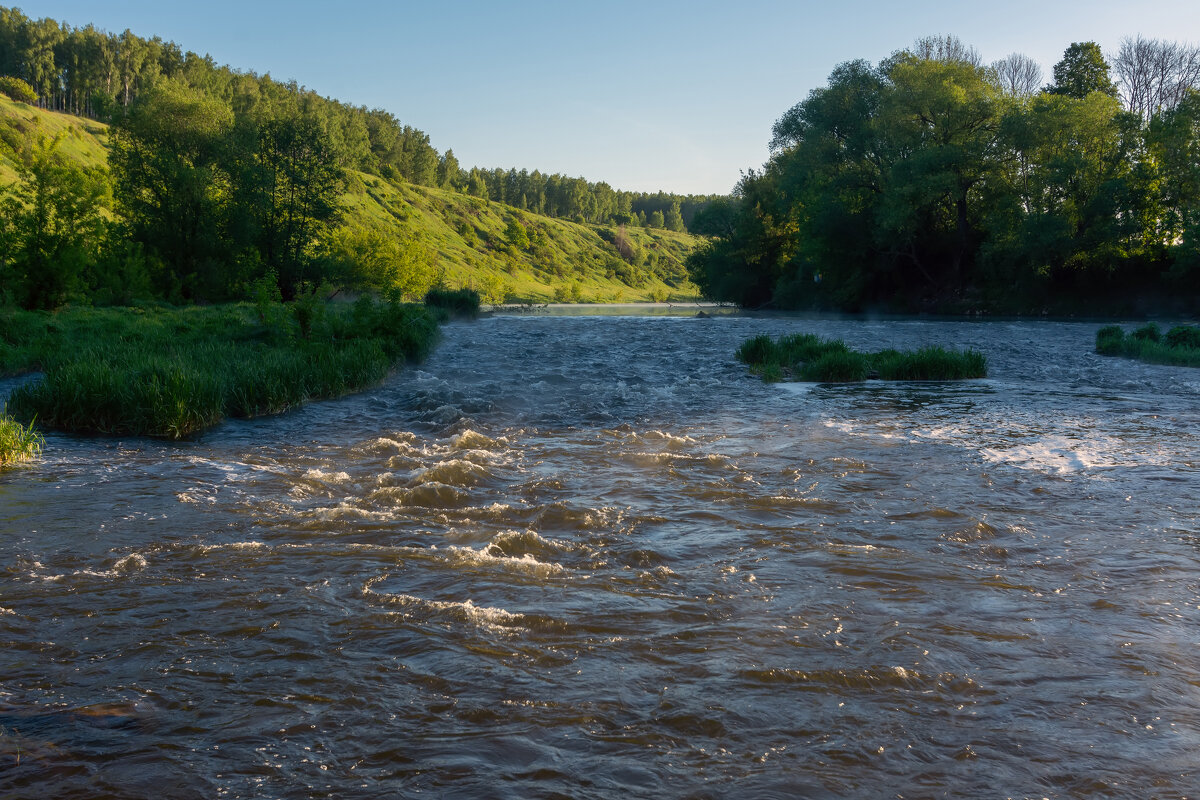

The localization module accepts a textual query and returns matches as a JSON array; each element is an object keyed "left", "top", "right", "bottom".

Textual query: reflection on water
[{"left": 2, "top": 314, "right": 1199, "bottom": 798}]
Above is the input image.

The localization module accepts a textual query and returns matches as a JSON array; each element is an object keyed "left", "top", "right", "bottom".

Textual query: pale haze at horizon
[{"left": 17, "top": 0, "right": 1200, "bottom": 195}]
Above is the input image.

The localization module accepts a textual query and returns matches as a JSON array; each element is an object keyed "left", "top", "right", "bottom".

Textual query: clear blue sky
[{"left": 14, "top": 0, "right": 1200, "bottom": 194}]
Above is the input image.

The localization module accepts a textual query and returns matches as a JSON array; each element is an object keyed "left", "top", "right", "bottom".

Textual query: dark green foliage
[
  {"left": 735, "top": 334, "right": 776, "bottom": 365},
  {"left": 1132, "top": 323, "right": 1161, "bottom": 342},
  {"left": 1050, "top": 42, "right": 1118, "bottom": 99},
  {"left": 737, "top": 332, "right": 988, "bottom": 382},
  {"left": 1165, "top": 325, "right": 1200, "bottom": 350},
  {"left": 2, "top": 302, "right": 440, "bottom": 439},
  {"left": 689, "top": 36, "right": 1200, "bottom": 314},
  {"left": 1094, "top": 323, "right": 1200, "bottom": 367},
  {"left": 424, "top": 287, "right": 481, "bottom": 317},
  {"left": 872, "top": 346, "right": 989, "bottom": 381},
  {"left": 799, "top": 350, "right": 871, "bottom": 382},
  {"left": 1095, "top": 324, "right": 1125, "bottom": 354}
]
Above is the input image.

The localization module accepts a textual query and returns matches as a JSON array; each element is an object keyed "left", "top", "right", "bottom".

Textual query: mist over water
[{"left": 3, "top": 313, "right": 1199, "bottom": 798}]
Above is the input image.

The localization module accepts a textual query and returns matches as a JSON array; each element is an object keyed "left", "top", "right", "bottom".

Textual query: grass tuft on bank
[
  {"left": 737, "top": 333, "right": 987, "bottom": 383},
  {"left": 1, "top": 300, "right": 439, "bottom": 439},
  {"left": 0, "top": 411, "right": 43, "bottom": 466},
  {"left": 1095, "top": 323, "right": 1200, "bottom": 367}
]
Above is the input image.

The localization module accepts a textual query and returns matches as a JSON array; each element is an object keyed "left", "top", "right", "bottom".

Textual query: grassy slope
[{"left": 1, "top": 97, "right": 701, "bottom": 302}]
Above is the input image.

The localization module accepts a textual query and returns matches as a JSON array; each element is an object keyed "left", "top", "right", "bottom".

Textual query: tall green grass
[
  {"left": 0, "top": 411, "right": 43, "bottom": 466},
  {"left": 1, "top": 300, "right": 439, "bottom": 439},
  {"left": 737, "top": 333, "right": 987, "bottom": 383},
  {"left": 1095, "top": 324, "right": 1200, "bottom": 367}
]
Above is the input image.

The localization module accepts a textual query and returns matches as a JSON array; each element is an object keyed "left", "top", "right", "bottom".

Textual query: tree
[
  {"left": 1051, "top": 42, "right": 1118, "bottom": 99},
  {"left": 910, "top": 34, "right": 982, "bottom": 67},
  {"left": 318, "top": 225, "right": 434, "bottom": 299},
  {"left": 0, "top": 133, "right": 108, "bottom": 308},
  {"left": 438, "top": 148, "right": 461, "bottom": 189},
  {"left": 245, "top": 115, "right": 344, "bottom": 294},
  {"left": 109, "top": 81, "right": 235, "bottom": 299},
  {"left": 1114, "top": 35, "right": 1200, "bottom": 120},
  {"left": 992, "top": 53, "right": 1043, "bottom": 98}
]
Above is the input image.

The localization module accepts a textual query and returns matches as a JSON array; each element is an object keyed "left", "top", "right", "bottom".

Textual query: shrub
[
  {"left": 1095, "top": 325, "right": 1126, "bottom": 354},
  {"left": 0, "top": 76, "right": 37, "bottom": 104},
  {"left": 1165, "top": 325, "right": 1200, "bottom": 350},
  {"left": 1132, "top": 322, "right": 1161, "bottom": 342},
  {"left": 424, "top": 287, "right": 481, "bottom": 317}
]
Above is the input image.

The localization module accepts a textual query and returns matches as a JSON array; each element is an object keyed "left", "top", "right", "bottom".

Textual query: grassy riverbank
[
  {"left": 737, "top": 333, "right": 988, "bottom": 382},
  {"left": 1, "top": 300, "right": 439, "bottom": 439},
  {"left": 1095, "top": 324, "right": 1200, "bottom": 367}
]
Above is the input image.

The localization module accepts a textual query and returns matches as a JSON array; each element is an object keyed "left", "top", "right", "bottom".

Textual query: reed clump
[
  {"left": 736, "top": 333, "right": 987, "bottom": 383},
  {"left": 1095, "top": 323, "right": 1200, "bottom": 367},
  {"left": 0, "top": 411, "right": 44, "bottom": 466},
  {"left": 1, "top": 300, "right": 439, "bottom": 439}
]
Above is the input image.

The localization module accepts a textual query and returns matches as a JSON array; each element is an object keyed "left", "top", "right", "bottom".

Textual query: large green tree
[
  {"left": 1050, "top": 42, "right": 1118, "bottom": 99},
  {"left": 244, "top": 116, "right": 344, "bottom": 294},
  {"left": 109, "top": 80, "right": 235, "bottom": 299}
]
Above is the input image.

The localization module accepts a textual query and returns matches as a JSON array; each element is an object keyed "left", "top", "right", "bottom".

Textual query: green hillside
[{"left": 1, "top": 96, "right": 701, "bottom": 304}]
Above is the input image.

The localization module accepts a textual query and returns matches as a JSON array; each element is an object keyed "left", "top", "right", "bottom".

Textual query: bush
[
  {"left": 424, "top": 287, "right": 481, "bottom": 317},
  {"left": 1132, "top": 323, "right": 1161, "bottom": 342},
  {"left": 0, "top": 76, "right": 37, "bottom": 104},
  {"left": 1165, "top": 325, "right": 1200, "bottom": 350},
  {"left": 1095, "top": 325, "right": 1126, "bottom": 354}
]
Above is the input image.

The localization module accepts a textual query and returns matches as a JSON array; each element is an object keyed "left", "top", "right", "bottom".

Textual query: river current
[{"left": 2, "top": 312, "right": 1198, "bottom": 798}]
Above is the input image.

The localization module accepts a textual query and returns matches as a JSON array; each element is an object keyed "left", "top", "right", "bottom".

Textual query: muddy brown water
[{"left": 2, "top": 314, "right": 1198, "bottom": 798}]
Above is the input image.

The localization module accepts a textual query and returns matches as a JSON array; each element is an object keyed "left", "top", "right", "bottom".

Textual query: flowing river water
[{"left": 2, "top": 312, "right": 1199, "bottom": 798}]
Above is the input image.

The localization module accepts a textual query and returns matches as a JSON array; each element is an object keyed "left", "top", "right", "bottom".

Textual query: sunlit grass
[
  {"left": 1095, "top": 323, "right": 1200, "bottom": 367},
  {"left": 737, "top": 333, "right": 987, "bottom": 383},
  {"left": 0, "top": 411, "right": 43, "bottom": 466},
  {"left": 1, "top": 300, "right": 439, "bottom": 439}
]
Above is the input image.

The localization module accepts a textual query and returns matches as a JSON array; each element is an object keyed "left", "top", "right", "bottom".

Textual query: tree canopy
[{"left": 689, "top": 36, "right": 1200, "bottom": 314}]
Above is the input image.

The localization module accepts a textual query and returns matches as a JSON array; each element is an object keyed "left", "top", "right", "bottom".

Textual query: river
[{"left": 2, "top": 313, "right": 1198, "bottom": 798}]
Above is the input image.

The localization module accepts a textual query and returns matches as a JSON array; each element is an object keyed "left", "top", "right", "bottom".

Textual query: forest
[
  {"left": 688, "top": 35, "right": 1200, "bottom": 314},
  {"left": 0, "top": 6, "right": 714, "bottom": 308}
]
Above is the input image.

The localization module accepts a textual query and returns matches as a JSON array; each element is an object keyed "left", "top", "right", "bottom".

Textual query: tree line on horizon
[
  {"left": 0, "top": 6, "right": 719, "bottom": 236},
  {"left": 687, "top": 35, "right": 1200, "bottom": 314}
]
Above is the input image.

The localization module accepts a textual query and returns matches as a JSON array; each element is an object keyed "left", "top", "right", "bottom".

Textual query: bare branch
[
  {"left": 991, "top": 53, "right": 1043, "bottom": 98},
  {"left": 911, "top": 34, "right": 982, "bottom": 68},
  {"left": 1115, "top": 35, "right": 1200, "bottom": 119}
]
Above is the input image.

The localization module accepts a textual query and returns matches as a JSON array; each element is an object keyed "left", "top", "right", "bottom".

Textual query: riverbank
[{"left": 1, "top": 300, "right": 439, "bottom": 440}]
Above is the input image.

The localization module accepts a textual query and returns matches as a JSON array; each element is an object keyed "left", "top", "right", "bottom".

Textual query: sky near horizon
[{"left": 13, "top": 1, "right": 1200, "bottom": 195}]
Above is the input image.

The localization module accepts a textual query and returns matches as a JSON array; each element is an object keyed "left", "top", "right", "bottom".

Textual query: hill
[{"left": 0, "top": 95, "right": 701, "bottom": 304}]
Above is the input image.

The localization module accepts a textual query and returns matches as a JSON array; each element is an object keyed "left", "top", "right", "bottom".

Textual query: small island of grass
[
  {"left": 1095, "top": 323, "right": 1200, "bottom": 367},
  {"left": 737, "top": 333, "right": 987, "bottom": 383}
]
